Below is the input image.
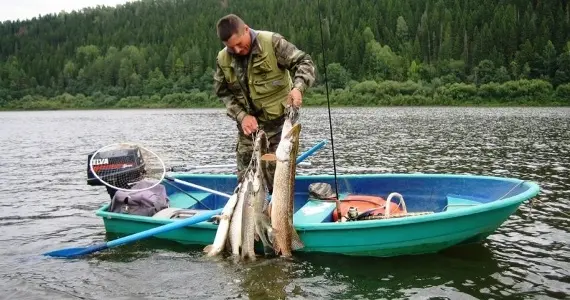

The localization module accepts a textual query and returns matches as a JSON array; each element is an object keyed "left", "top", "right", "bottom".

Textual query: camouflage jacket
[{"left": 213, "top": 29, "right": 316, "bottom": 124}]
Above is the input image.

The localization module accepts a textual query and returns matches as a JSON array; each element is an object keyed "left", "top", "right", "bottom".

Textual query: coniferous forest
[{"left": 1, "top": 0, "right": 570, "bottom": 110}]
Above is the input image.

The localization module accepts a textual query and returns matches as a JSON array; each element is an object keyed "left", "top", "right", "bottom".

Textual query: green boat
[{"left": 94, "top": 172, "right": 540, "bottom": 257}]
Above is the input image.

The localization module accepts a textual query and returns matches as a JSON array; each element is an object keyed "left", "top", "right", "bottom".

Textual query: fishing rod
[{"left": 317, "top": 0, "right": 340, "bottom": 200}]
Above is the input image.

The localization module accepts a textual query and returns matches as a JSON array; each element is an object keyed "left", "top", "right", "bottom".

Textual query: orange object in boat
[{"left": 331, "top": 194, "right": 405, "bottom": 222}]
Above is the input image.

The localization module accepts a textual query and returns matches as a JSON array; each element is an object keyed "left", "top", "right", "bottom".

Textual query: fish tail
[
  {"left": 240, "top": 249, "right": 251, "bottom": 260},
  {"left": 272, "top": 243, "right": 281, "bottom": 256},
  {"left": 243, "top": 250, "right": 257, "bottom": 261},
  {"left": 290, "top": 227, "right": 304, "bottom": 251},
  {"left": 279, "top": 248, "right": 293, "bottom": 257},
  {"left": 271, "top": 227, "right": 284, "bottom": 255}
]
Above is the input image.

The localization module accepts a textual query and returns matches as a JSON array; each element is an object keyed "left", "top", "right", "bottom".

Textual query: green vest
[{"left": 217, "top": 31, "right": 292, "bottom": 122}]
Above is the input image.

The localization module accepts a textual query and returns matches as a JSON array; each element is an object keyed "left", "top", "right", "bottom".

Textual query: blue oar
[
  {"left": 297, "top": 140, "right": 327, "bottom": 163},
  {"left": 43, "top": 139, "right": 328, "bottom": 258}
]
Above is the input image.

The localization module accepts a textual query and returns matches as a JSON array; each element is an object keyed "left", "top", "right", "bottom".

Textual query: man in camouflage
[{"left": 213, "top": 14, "right": 316, "bottom": 190}]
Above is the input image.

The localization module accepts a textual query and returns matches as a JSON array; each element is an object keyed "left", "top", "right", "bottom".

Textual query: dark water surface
[{"left": 0, "top": 107, "right": 568, "bottom": 299}]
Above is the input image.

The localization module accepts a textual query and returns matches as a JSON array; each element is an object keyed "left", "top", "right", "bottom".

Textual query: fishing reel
[{"left": 346, "top": 206, "right": 359, "bottom": 221}]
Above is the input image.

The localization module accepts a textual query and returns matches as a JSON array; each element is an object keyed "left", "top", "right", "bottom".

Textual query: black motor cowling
[{"left": 86, "top": 145, "right": 146, "bottom": 189}]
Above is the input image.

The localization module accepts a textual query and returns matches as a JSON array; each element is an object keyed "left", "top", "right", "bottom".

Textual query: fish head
[
  {"left": 253, "top": 130, "right": 268, "bottom": 155},
  {"left": 279, "top": 105, "right": 299, "bottom": 139},
  {"left": 285, "top": 122, "right": 301, "bottom": 140},
  {"left": 286, "top": 105, "right": 299, "bottom": 124},
  {"left": 252, "top": 130, "right": 269, "bottom": 186},
  {"left": 276, "top": 123, "right": 301, "bottom": 161}
]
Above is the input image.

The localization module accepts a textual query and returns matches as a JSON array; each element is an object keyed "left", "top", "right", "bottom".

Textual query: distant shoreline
[
  {"left": 1, "top": 101, "right": 568, "bottom": 112},
  {"left": 3, "top": 82, "right": 568, "bottom": 110},
  {"left": 2, "top": 79, "right": 569, "bottom": 111}
]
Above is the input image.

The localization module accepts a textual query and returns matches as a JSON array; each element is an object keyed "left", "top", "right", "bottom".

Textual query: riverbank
[
  {"left": 1, "top": 79, "right": 569, "bottom": 111},
  {"left": 1, "top": 99, "right": 568, "bottom": 111}
]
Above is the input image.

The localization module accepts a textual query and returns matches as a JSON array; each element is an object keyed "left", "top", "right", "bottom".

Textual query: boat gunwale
[{"left": 95, "top": 173, "right": 541, "bottom": 231}]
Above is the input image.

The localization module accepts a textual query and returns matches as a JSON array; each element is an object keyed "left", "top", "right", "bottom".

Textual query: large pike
[
  {"left": 241, "top": 130, "right": 274, "bottom": 260},
  {"left": 266, "top": 106, "right": 304, "bottom": 257},
  {"left": 240, "top": 172, "right": 256, "bottom": 260}
]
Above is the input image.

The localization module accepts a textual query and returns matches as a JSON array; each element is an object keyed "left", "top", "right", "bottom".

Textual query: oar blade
[
  {"left": 43, "top": 243, "right": 108, "bottom": 258},
  {"left": 43, "top": 209, "right": 223, "bottom": 259}
]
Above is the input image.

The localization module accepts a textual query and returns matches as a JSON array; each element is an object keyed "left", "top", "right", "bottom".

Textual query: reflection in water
[
  {"left": 295, "top": 244, "right": 502, "bottom": 299},
  {"left": 0, "top": 107, "right": 568, "bottom": 299},
  {"left": 237, "top": 256, "right": 350, "bottom": 300},
  {"left": 94, "top": 233, "right": 202, "bottom": 263},
  {"left": 239, "top": 259, "right": 295, "bottom": 300}
]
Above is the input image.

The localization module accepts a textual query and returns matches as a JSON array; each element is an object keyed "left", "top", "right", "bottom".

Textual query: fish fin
[
  {"left": 269, "top": 228, "right": 280, "bottom": 254},
  {"left": 225, "top": 238, "right": 231, "bottom": 253},
  {"left": 268, "top": 228, "right": 275, "bottom": 244},
  {"left": 290, "top": 229, "right": 305, "bottom": 250},
  {"left": 263, "top": 245, "right": 276, "bottom": 257},
  {"left": 203, "top": 244, "right": 213, "bottom": 253},
  {"left": 261, "top": 153, "right": 277, "bottom": 161},
  {"left": 272, "top": 245, "right": 281, "bottom": 256}
]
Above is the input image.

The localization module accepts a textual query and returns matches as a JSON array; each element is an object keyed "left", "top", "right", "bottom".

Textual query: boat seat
[
  {"left": 293, "top": 199, "right": 338, "bottom": 224},
  {"left": 153, "top": 207, "right": 212, "bottom": 220},
  {"left": 168, "top": 192, "right": 212, "bottom": 209},
  {"left": 445, "top": 194, "right": 482, "bottom": 211}
]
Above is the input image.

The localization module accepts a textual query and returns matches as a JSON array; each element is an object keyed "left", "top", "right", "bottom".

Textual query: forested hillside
[{"left": 1, "top": 0, "right": 570, "bottom": 110}]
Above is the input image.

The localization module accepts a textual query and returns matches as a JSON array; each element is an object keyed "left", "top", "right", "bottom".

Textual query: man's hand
[
  {"left": 241, "top": 115, "right": 258, "bottom": 135},
  {"left": 288, "top": 88, "right": 303, "bottom": 108}
]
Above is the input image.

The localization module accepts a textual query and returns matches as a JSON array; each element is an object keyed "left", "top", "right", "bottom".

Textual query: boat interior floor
[{"left": 149, "top": 189, "right": 480, "bottom": 223}]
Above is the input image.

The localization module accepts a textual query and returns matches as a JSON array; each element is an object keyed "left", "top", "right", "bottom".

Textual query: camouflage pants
[{"left": 235, "top": 120, "right": 283, "bottom": 193}]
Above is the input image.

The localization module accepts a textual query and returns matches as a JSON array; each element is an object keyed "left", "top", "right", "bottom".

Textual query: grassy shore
[{"left": 1, "top": 80, "right": 569, "bottom": 111}]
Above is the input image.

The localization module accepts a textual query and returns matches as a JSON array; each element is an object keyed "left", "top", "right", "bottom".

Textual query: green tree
[
  {"left": 395, "top": 16, "right": 409, "bottom": 43},
  {"left": 326, "top": 62, "right": 351, "bottom": 89},
  {"left": 542, "top": 40, "right": 558, "bottom": 79},
  {"left": 474, "top": 60, "right": 496, "bottom": 85},
  {"left": 554, "top": 42, "right": 570, "bottom": 86}
]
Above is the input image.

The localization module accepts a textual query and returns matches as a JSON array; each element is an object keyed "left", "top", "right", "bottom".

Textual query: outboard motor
[{"left": 86, "top": 145, "right": 146, "bottom": 199}]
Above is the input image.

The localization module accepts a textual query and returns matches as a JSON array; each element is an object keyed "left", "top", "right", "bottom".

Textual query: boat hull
[{"left": 95, "top": 173, "right": 540, "bottom": 257}]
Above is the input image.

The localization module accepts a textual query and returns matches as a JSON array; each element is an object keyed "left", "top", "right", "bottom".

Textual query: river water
[{"left": 0, "top": 107, "right": 568, "bottom": 299}]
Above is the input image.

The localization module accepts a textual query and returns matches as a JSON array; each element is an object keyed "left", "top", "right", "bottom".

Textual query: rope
[
  {"left": 496, "top": 180, "right": 526, "bottom": 201},
  {"left": 358, "top": 211, "right": 434, "bottom": 220}
]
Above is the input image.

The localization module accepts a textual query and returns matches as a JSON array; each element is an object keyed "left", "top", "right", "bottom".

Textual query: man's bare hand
[
  {"left": 288, "top": 88, "right": 303, "bottom": 108},
  {"left": 241, "top": 115, "right": 258, "bottom": 135}
]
